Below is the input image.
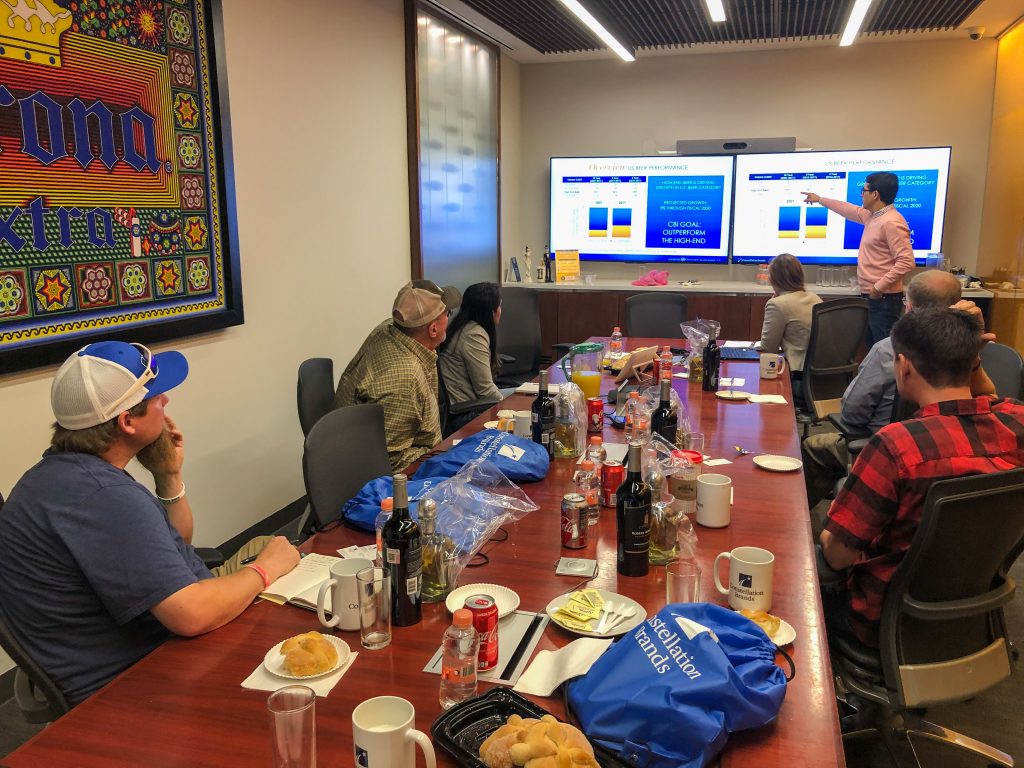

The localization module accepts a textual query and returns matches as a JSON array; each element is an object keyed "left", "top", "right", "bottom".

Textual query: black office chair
[
  {"left": 623, "top": 293, "right": 688, "bottom": 338},
  {"left": 981, "top": 341, "right": 1024, "bottom": 400},
  {"left": 495, "top": 287, "right": 542, "bottom": 388},
  {"left": 437, "top": 362, "right": 500, "bottom": 438},
  {"left": 297, "top": 357, "right": 336, "bottom": 437},
  {"left": 832, "top": 468, "right": 1024, "bottom": 767},
  {"left": 301, "top": 404, "right": 392, "bottom": 535},
  {"left": 798, "top": 297, "right": 869, "bottom": 436},
  {"left": 0, "top": 610, "right": 70, "bottom": 724}
]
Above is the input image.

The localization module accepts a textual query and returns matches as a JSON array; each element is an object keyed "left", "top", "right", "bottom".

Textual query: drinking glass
[
  {"left": 356, "top": 567, "right": 392, "bottom": 650},
  {"left": 680, "top": 432, "right": 705, "bottom": 458},
  {"left": 267, "top": 685, "right": 316, "bottom": 768},
  {"left": 666, "top": 560, "right": 702, "bottom": 604}
]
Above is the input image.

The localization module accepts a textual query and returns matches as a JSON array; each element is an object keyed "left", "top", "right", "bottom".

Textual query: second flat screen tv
[
  {"left": 550, "top": 155, "right": 735, "bottom": 264},
  {"left": 732, "top": 147, "right": 952, "bottom": 265}
]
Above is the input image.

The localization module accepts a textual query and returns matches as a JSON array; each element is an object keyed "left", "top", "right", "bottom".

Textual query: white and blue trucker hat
[{"left": 51, "top": 341, "right": 189, "bottom": 429}]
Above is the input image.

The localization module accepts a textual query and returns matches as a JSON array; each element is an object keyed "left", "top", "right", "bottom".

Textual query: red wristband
[{"left": 244, "top": 563, "right": 270, "bottom": 590}]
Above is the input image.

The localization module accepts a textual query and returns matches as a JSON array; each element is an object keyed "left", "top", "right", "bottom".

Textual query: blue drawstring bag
[
  {"left": 340, "top": 476, "right": 445, "bottom": 531},
  {"left": 411, "top": 429, "right": 550, "bottom": 483},
  {"left": 567, "top": 603, "right": 790, "bottom": 768}
]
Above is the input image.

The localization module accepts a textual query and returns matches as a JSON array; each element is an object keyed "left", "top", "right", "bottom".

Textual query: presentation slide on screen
[
  {"left": 550, "top": 156, "right": 734, "bottom": 264},
  {"left": 732, "top": 147, "right": 951, "bottom": 265}
]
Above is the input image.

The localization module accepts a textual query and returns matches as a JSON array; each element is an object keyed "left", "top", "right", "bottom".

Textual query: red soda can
[
  {"left": 601, "top": 460, "right": 625, "bottom": 507},
  {"left": 561, "top": 493, "right": 588, "bottom": 549},
  {"left": 587, "top": 397, "right": 604, "bottom": 434},
  {"left": 465, "top": 594, "right": 499, "bottom": 671}
]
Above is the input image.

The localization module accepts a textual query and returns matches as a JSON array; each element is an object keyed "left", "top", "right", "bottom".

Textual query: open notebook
[{"left": 259, "top": 552, "right": 340, "bottom": 611}]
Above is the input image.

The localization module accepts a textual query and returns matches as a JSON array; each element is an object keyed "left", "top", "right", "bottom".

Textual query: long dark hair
[{"left": 441, "top": 282, "right": 501, "bottom": 373}]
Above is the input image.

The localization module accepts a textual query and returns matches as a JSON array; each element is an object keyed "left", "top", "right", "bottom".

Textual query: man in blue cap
[{"left": 0, "top": 341, "right": 300, "bottom": 706}]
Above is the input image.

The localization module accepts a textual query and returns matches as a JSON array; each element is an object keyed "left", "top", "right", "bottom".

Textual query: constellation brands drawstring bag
[
  {"left": 411, "top": 429, "right": 550, "bottom": 483},
  {"left": 567, "top": 603, "right": 790, "bottom": 768}
]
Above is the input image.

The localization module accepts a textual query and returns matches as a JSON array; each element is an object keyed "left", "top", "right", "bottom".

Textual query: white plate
[
  {"left": 545, "top": 589, "right": 647, "bottom": 638},
  {"left": 445, "top": 583, "right": 520, "bottom": 618},
  {"left": 483, "top": 420, "right": 499, "bottom": 430},
  {"left": 753, "top": 454, "right": 803, "bottom": 472},
  {"left": 771, "top": 619, "right": 796, "bottom": 647},
  {"left": 715, "top": 390, "right": 751, "bottom": 401},
  {"left": 264, "top": 634, "right": 350, "bottom": 679}
]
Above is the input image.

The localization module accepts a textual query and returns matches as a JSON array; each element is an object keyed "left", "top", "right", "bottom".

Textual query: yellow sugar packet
[
  {"left": 562, "top": 598, "right": 600, "bottom": 621},
  {"left": 554, "top": 613, "right": 593, "bottom": 632},
  {"left": 579, "top": 589, "right": 604, "bottom": 610}
]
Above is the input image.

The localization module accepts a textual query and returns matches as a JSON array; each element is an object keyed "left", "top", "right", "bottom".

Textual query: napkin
[
  {"left": 749, "top": 394, "right": 788, "bottom": 404},
  {"left": 337, "top": 544, "right": 377, "bottom": 560},
  {"left": 513, "top": 638, "right": 613, "bottom": 697},
  {"left": 242, "top": 651, "right": 358, "bottom": 697},
  {"left": 515, "top": 382, "right": 563, "bottom": 395}
]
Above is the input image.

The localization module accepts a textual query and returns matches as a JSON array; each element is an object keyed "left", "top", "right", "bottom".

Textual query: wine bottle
[
  {"left": 616, "top": 441, "right": 652, "bottom": 577},
  {"left": 382, "top": 474, "right": 422, "bottom": 626},
  {"left": 531, "top": 369, "right": 555, "bottom": 458},
  {"left": 701, "top": 327, "right": 721, "bottom": 392},
  {"left": 650, "top": 378, "right": 677, "bottom": 444}
]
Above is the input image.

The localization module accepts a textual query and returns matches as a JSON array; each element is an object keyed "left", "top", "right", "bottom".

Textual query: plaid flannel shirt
[
  {"left": 824, "top": 396, "right": 1024, "bottom": 645},
  {"left": 335, "top": 320, "right": 441, "bottom": 471}
]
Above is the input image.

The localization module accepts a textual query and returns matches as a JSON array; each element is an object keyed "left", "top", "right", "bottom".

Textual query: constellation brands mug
[
  {"left": 316, "top": 557, "right": 372, "bottom": 632},
  {"left": 759, "top": 353, "right": 785, "bottom": 380},
  {"left": 714, "top": 546, "right": 774, "bottom": 612},
  {"left": 352, "top": 696, "right": 436, "bottom": 768}
]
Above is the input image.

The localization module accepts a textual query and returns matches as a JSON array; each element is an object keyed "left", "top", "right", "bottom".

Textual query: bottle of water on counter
[{"left": 440, "top": 608, "right": 479, "bottom": 709}]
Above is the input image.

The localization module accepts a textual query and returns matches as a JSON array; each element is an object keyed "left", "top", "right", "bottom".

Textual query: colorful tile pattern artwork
[{"left": 0, "top": 0, "right": 239, "bottom": 363}]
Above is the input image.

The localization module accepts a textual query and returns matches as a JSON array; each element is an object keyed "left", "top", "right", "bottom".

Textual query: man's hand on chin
[{"left": 138, "top": 416, "right": 185, "bottom": 480}]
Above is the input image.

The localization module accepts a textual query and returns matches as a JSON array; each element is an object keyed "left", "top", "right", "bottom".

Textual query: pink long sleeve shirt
[{"left": 819, "top": 199, "right": 914, "bottom": 295}]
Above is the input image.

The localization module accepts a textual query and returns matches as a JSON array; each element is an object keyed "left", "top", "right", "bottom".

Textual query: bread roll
[
  {"left": 280, "top": 631, "right": 338, "bottom": 676},
  {"left": 480, "top": 713, "right": 598, "bottom": 768}
]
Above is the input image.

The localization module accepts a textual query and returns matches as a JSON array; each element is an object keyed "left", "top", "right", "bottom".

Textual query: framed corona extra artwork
[{"left": 0, "top": 0, "right": 242, "bottom": 373}]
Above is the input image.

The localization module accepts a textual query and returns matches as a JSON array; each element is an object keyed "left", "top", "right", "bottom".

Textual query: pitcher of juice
[{"left": 560, "top": 342, "right": 603, "bottom": 400}]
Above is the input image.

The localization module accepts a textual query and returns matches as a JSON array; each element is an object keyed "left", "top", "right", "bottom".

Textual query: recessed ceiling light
[
  {"left": 840, "top": 0, "right": 876, "bottom": 46},
  {"left": 705, "top": 0, "right": 726, "bottom": 23},
  {"left": 557, "top": 0, "right": 635, "bottom": 62}
]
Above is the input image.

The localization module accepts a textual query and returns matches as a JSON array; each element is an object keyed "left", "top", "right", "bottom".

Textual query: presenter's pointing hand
[{"left": 802, "top": 191, "right": 821, "bottom": 204}]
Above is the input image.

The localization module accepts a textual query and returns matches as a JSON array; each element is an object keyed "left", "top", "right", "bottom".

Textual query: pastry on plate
[
  {"left": 480, "top": 713, "right": 598, "bottom": 768},
  {"left": 740, "top": 608, "right": 781, "bottom": 639},
  {"left": 279, "top": 631, "right": 338, "bottom": 676}
]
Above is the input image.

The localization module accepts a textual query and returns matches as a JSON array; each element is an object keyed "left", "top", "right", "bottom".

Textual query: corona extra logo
[{"left": 0, "top": 0, "right": 72, "bottom": 67}]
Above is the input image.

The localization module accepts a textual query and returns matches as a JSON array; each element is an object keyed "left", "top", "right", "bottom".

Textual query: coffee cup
[
  {"left": 317, "top": 557, "right": 372, "bottom": 631},
  {"left": 759, "top": 353, "right": 785, "bottom": 380},
  {"left": 695, "top": 473, "right": 732, "bottom": 528},
  {"left": 353, "top": 696, "right": 436, "bottom": 768},
  {"left": 513, "top": 410, "right": 532, "bottom": 438},
  {"left": 714, "top": 546, "right": 774, "bottom": 612}
]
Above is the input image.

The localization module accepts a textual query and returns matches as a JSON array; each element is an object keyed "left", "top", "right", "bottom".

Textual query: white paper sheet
[{"left": 512, "top": 638, "right": 613, "bottom": 697}]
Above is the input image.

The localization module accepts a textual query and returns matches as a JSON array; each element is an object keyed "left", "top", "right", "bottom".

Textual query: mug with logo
[
  {"left": 317, "top": 557, "right": 372, "bottom": 632},
  {"left": 352, "top": 696, "right": 436, "bottom": 768},
  {"left": 759, "top": 353, "right": 785, "bottom": 380},
  {"left": 714, "top": 546, "right": 774, "bottom": 612}
]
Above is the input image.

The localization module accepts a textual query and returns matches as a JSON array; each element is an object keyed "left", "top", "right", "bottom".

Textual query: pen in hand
[{"left": 240, "top": 543, "right": 304, "bottom": 566}]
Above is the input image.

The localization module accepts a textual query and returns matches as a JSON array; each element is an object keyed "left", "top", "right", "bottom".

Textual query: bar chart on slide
[
  {"left": 589, "top": 207, "right": 608, "bottom": 237},
  {"left": 612, "top": 208, "right": 632, "bottom": 238},
  {"left": 805, "top": 206, "right": 828, "bottom": 239},
  {"left": 778, "top": 206, "right": 801, "bottom": 239}
]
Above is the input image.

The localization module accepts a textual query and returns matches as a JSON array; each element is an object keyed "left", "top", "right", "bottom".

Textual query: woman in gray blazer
[
  {"left": 439, "top": 282, "right": 503, "bottom": 405},
  {"left": 759, "top": 253, "right": 822, "bottom": 376}
]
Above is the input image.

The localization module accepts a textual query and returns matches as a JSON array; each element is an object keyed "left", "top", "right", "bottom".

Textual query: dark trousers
[{"left": 864, "top": 293, "right": 904, "bottom": 348}]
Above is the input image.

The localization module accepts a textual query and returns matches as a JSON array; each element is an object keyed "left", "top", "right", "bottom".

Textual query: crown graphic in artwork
[{"left": 0, "top": 0, "right": 73, "bottom": 67}]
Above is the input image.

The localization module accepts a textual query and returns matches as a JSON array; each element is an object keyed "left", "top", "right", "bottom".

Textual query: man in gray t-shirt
[{"left": 0, "top": 341, "right": 300, "bottom": 706}]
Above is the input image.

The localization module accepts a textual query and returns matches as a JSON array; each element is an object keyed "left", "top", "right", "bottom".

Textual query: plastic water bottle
[
  {"left": 440, "top": 608, "right": 479, "bottom": 709},
  {"left": 659, "top": 347, "right": 673, "bottom": 381},
  {"left": 374, "top": 497, "right": 393, "bottom": 567},
  {"left": 625, "top": 391, "right": 649, "bottom": 443},
  {"left": 587, "top": 436, "right": 607, "bottom": 470},
  {"left": 576, "top": 460, "right": 600, "bottom": 525},
  {"left": 609, "top": 326, "right": 623, "bottom": 356}
]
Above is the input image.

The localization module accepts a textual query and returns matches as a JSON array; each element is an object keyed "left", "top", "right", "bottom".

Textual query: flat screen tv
[
  {"left": 731, "top": 147, "right": 952, "bottom": 265},
  {"left": 549, "top": 155, "right": 735, "bottom": 265}
]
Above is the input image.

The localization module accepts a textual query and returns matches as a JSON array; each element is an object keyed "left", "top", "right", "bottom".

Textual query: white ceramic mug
[
  {"left": 352, "top": 696, "right": 436, "bottom": 768},
  {"left": 513, "top": 410, "right": 532, "bottom": 438},
  {"left": 759, "top": 353, "right": 785, "bottom": 380},
  {"left": 695, "top": 473, "right": 732, "bottom": 528},
  {"left": 317, "top": 558, "right": 372, "bottom": 632},
  {"left": 714, "top": 546, "right": 774, "bottom": 612}
]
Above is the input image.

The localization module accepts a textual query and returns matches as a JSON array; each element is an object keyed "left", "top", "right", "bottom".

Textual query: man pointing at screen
[{"left": 803, "top": 172, "right": 914, "bottom": 346}]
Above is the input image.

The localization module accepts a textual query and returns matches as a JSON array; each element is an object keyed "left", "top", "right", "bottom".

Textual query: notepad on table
[
  {"left": 259, "top": 552, "right": 339, "bottom": 610},
  {"left": 515, "top": 382, "right": 563, "bottom": 395}
]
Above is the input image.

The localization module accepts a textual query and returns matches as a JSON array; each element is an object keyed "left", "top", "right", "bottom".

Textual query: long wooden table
[{"left": 5, "top": 338, "right": 844, "bottom": 767}]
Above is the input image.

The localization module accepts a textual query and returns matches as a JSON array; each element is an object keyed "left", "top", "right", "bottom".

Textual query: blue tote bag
[
  {"left": 411, "top": 429, "right": 549, "bottom": 483},
  {"left": 340, "top": 476, "right": 445, "bottom": 532},
  {"left": 567, "top": 603, "right": 790, "bottom": 768}
]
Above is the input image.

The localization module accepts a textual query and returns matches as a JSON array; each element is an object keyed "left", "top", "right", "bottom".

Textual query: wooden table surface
[{"left": 5, "top": 338, "right": 845, "bottom": 767}]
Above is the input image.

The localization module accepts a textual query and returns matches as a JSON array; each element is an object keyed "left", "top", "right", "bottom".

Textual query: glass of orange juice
[{"left": 561, "top": 342, "right": 604, "bottom": 400}]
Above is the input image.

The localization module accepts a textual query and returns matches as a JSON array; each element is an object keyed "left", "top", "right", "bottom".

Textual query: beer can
[
  {"left": 561, "top": 493, "right": 588, "bottom": 549},
  {"left": 601, "top": 460, "right": 625, "bottom": 507},
  {"left": 464, "top": 594, "right": 499, "bottom": 671},
  {"left": 587, "top": 397, "right": 604, "bottom": 434}
]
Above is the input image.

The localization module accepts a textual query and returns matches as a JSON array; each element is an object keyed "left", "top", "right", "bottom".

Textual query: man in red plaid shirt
[{"left": 819, "top": 307, "right": 1024, "bottom": 647}]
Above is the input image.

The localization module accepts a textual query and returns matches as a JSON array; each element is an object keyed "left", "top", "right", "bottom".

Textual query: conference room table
[{"left": 5, "top": 337, "right": 845, "bottom": 767}]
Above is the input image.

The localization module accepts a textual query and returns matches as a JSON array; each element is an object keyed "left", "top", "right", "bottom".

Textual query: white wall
[
  {"left": 0, "top": 0, "right": 411, "bottom": 674},
  {"left": 512, "top": 38, "right": 999, "bottom": 278},
  {"left": 499, "top": 54, "right": 522, "bottom": 268}
]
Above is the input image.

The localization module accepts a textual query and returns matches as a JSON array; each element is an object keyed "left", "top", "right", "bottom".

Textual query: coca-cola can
[
  {"left": 464, "top": 594, "right": 499, "bottom": 671},
  {"left": 601, "top": 460, "right": 625, "bottom": 507},
  {"left": 561, "top": 493, "right": 588, "bottom": 549},
  {"left": 587, "top": 397, "right": 604, "bottom": 433}
]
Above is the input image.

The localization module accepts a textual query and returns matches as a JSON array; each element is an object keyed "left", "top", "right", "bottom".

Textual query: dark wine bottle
[
  {"left": 382, "top": 474, "right": 422, "bottom": 626},
  {"left": 616, "top": 441, "right": 651, "bottom": 577},
  {"left": 531, "top": 369, "right": 555, "bottom": 458},
  {"left": 701, "top": 327, "right": 721, "bottom": 392},
  {"left": 650, "top": 378, "right": 677, "bottom": 444}
]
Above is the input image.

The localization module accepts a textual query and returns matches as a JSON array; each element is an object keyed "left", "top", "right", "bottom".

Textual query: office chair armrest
[
  {"left": 498, "top": 353, "right": 516, "bottom": 365},
  {"left": 827, "top": 413, "right": 872, "bottom": 442},
  {"left": 902, "top": 577, "right": 1016, "bottom": 620},
  {"left": 196, "top": 547, "right": 225, "bottom": 570},
  {"left": 449, "top": 396, "right": 501, "bottom": 417},
  {"left": 14, "top": 668, "right": 62, "bottom": 724},
  {"left": 552, "top": 343, "right": 574, "bottom": 359},
  {"left": 847, "top": 437, "right": 870, "bottom": 455}
]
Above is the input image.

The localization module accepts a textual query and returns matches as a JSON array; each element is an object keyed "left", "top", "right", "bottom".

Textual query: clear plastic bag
[
  {"left": 681, "top": 319, "right": 721, "bottom": 383},
  {"left": 638, "top": 383, "right": 692, "bottom": 446},
  {"left": 418, "top": 458, "right": 538, "bottom": 585},
  {"left": 553, "top": 381, "right": 587, "bottom": 458}
]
